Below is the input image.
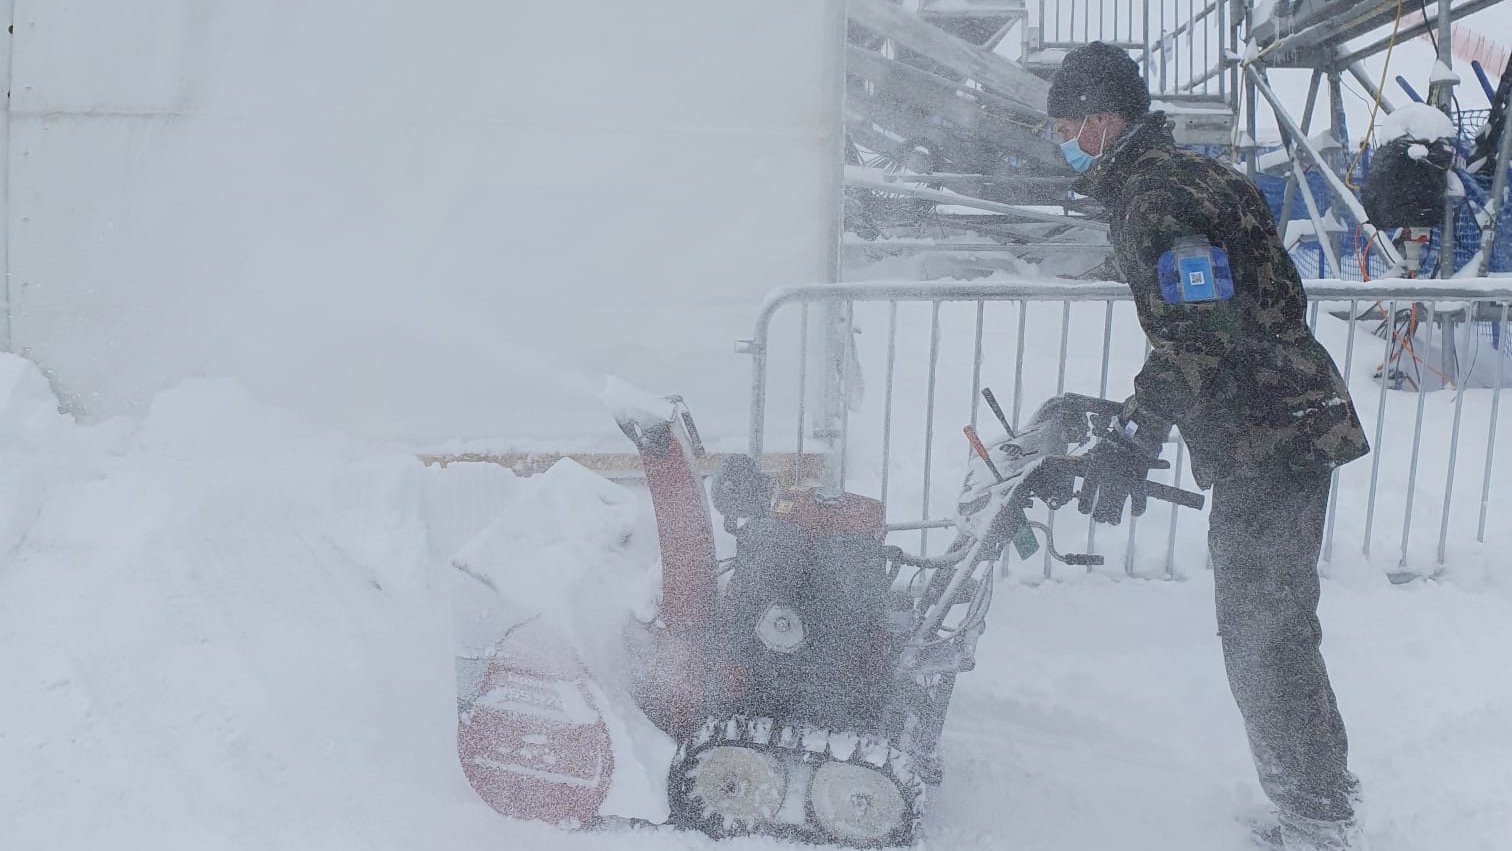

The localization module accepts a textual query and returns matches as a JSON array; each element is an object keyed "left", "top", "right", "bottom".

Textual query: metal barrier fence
[{"left": 743, "top": 281, "right": 1512, "bottom": 579}]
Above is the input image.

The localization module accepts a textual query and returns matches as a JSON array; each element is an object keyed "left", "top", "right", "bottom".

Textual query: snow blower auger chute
[
  {"left": 627, "top": 391, "right": 1205, "bottom": 848},
  {"left": 607, "top": 380, "right": 721, "bottom": 743},
  {"left": 456, "top": 379, "right": 720, "bottom": 829}
]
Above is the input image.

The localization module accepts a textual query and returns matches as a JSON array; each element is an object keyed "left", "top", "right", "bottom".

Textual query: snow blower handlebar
[
  {"left": 911, "top": 399, "right": 1209, "bottom": 644},
  {"left": 965, "top": 427, "right": 1206, "bottom": 514},
  {"left": 961, "top": 427, "right": 1205, "bottom": 570},
  {"left": 1031, "top": 455, "right": 1206, "bottom": 513}
]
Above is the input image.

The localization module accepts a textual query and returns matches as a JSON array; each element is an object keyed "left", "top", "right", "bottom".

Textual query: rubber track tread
[{"left": 667, "top": 714, "right": 929, "bottom": 847}]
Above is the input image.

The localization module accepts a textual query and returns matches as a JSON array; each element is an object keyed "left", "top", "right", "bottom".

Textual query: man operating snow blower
[{"left": 1045, "top": 42, "right": 1372, "bottom": 851}]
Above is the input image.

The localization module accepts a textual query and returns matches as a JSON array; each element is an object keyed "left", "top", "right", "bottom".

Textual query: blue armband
[{"left": 1156, "top": 236, "right": 1234, "bottom": 305}]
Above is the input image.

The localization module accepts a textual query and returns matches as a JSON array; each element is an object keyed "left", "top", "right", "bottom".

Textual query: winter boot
[{"left": 1277, "top": 810, "right": 1369, "bottom": 850}]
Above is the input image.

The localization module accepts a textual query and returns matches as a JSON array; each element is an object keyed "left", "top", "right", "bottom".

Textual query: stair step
[
  {"left": 1036, "top": 39, "right": 1146, "bottom": 53},
  {"left": 920, "top": 0, "right": 1028, "bottom": 14}
]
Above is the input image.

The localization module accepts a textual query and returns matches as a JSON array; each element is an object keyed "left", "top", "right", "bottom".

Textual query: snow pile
[
  {"left": 0, "top": 357, "right": 104, "bottom": 559},
  {"left": 1429, "top": 60, "right": 1461, "bottom": 85},
  {"left": 0, "top": 356, "right": 506, "bottom": 851},
  {"left": 0, "top": 350, "right": 680, "bottom": 849},
  {"left": 445, "top": 459, "right": 660, "bottom": 662},
  {"left": 1379, "top": 102, "right": 1456, "bottom": 142}
]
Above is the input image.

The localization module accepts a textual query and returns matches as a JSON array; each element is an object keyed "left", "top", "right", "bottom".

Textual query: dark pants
[{"left": 1209, "top": 461, "right": 1356, "bottom": 822}]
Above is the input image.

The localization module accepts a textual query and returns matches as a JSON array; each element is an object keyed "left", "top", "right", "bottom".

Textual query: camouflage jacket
[{"left": 1073, "top": 112, "right": 1369, "bottom": 487}]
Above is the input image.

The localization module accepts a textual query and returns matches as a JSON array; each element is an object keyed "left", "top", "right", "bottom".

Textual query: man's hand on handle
[{"left": 1076, "top": 420, "right": 1169, "bottom": 526}]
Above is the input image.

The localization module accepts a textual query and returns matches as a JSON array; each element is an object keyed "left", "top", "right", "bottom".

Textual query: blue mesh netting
[
  {"left": 1415, "top": 177, "right": 1501, "bottom": 276},
  {"left": 1255, "top": 168, "right": 1334, "bottom": 223},
  {"left": 1229, "top": 142, "right": 1512, "bottom": 280}
]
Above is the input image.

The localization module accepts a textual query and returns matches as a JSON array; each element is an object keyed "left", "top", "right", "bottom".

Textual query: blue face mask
[
  {"left": 1060, "top": 136, "right": 1099, "bottom": 173},
  {"left": 1058, "top": 117, "right": 1104, "bottom": 173}
]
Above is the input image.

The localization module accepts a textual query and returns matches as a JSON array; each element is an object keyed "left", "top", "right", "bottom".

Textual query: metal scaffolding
[{"left": 842, "top": 0, "right": 1512, "bottom": 291}]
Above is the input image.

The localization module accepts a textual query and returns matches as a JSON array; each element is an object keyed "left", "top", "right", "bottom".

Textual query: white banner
[{"left": 6, "top": 1, "right": 843, "bottom": 446}]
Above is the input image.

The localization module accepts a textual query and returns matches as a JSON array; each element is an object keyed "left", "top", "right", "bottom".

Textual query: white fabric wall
[{"left": 4, "top": 1, "right": 842, "bottom": 446}]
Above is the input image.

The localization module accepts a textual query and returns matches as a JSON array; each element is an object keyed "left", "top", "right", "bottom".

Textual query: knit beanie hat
[{"left": 1046, "top": 41, "right": 1151, "bottom": 120}]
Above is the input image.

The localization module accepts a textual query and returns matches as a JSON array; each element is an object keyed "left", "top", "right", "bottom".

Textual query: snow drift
[
  {"left": 0, "top": 353, "right": 690, "bottom": 850},
  {"left": 0, "top": 355, "right": 503, "bottom": 850}
]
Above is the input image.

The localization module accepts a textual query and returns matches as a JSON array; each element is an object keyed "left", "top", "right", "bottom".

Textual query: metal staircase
[
  {"left": 918, "top": 0, "right": 1030, "bottom": 50},
  {"left": 843, "top": 0, "right": 1238, "bottom": 278}
]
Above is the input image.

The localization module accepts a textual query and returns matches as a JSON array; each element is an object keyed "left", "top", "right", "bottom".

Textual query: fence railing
[
  {"left": 1033, "top": 0, "right": 1237, "bottom": 105},
  {"left": 743, "top": 280, "right": 1512, "bottom": 580},
  {"left": 1036, "top": 0, "right": 1147, "bottom": 52}
]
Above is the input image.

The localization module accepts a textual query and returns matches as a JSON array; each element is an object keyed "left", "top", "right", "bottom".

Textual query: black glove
[{"left": 1076, "top": 422, "right": 1167, "bottom": 526}]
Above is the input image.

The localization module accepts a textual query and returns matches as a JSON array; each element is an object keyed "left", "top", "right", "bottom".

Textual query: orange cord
[
  {"left": 1354, "top": 225, "right": 1371, "bottom": 282},
  {"left": 1376, "top": 302, "right": 1458, "bottom": 389}
]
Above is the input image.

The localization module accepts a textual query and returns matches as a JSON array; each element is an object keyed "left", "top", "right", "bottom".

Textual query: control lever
[
  {"left": 980, "top": 388, "right": 1017, "bottom": 438},
  {"left": 962, "top": 425, "right": 1004, "bottom": 483},
  {"left": 1023, "top": 518, "right": 1105, "bottom": 567},
  {"left": 1143, "top": 479, "right": 1205, "bottom": 510}
]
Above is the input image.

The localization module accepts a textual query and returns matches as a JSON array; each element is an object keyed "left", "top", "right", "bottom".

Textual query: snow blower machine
[
  {"left": 620, "top": 388, "right": 1204, "bottom": 846},
  {"left": 458, "top": 385, "right": 1204, "bottom": 847}
]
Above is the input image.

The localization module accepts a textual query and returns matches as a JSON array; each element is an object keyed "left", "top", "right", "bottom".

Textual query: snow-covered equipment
[
  {"left": 455, "top": 385, "right": 1203, "bottom": 844},
  {"left": 635, "top": 391, "right": 1204, "bottom": 847},
  {"left": 1362, "top": 103, "right": 1458, "bottom": 231}
]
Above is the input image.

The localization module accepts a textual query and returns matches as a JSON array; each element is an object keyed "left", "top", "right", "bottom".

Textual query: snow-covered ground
[
  {"left": 6, "top": 2, "right": 1511, "bottom": 849},
  {"left": 0, "top": 359, "right": 504, "bottom": 850},
  {"left": 2, "top": 276, "right": 1510, "bottom": 850}
]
